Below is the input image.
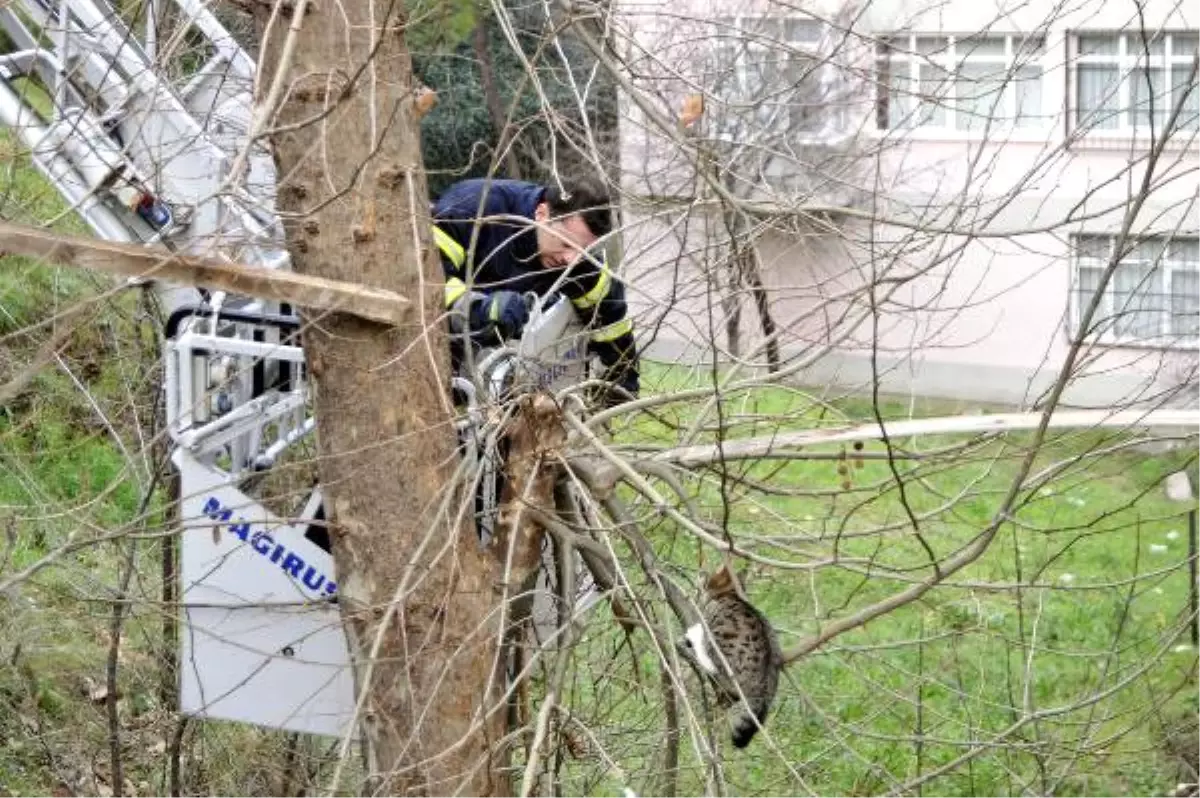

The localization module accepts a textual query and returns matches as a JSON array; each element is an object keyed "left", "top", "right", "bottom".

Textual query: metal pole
[
  {"left": 1189, "top": 507, "right": 1197, "bottom": 647},
  {"left": 54, "top": 0, "right": 69, "bottom": 116},
  {"left": 145, "top": 0, "right": 158, "bottom": 64}
]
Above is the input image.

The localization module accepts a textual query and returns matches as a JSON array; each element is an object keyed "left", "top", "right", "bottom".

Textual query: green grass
[
  {"left": 0, "top": 129, "right": 142, "bottom": 796},
  {"left": 0, "top": 119, "right": 372, "bottom": 795},
  {"left": 544, "top": 362, "right": 1200, "bottom": 796},
  {"left": 0, "top": 126, "right": 311, "bottom": 797}
]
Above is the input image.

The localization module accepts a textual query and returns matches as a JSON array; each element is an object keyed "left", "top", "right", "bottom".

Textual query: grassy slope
[
  {"left": 0, "top": 114, "right": 353, "bottom": 795},
  {"left": 1, "top": 114, "right": 163, "bottom": 795}
]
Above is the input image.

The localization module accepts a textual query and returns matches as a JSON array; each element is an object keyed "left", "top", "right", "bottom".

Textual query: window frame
[
  {"left": 707, "top": 14, "right": 841, "bottom": 145},
  {"left": 875, "top": 32, "right": 1049, "bottom": 136},
  {"left": 1069, "top": 30, "right": 1200, "bottom": 138},
  {"left": 1070, "top": 233, "right": 1200, "bottom": 350}
]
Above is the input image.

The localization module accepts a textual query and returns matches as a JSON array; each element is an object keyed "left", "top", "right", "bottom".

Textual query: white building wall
[{"left": 615, "top": 0, "right": 1200, "bottom": 408}]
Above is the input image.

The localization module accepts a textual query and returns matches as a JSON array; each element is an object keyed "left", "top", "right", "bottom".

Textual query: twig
[
  {"left": 0, "top": 304, "right": 87, "bottom": 409},
  {"left": 105, "top": 542, "right": 135, "bottom": 797},
  {"left": 600, "top": 493, "right": 698, "bottom": 628},
  {"left": 223, "top": 0, "right": 312, "bottom": 188},
  {"left": 106, "top": 459, "right": 165, "bottom": 796},
  {"left": 518, "top": 535, "right": 577, "bottom": 797},
  {"left": 167, "top": 715, "right": 188, "bottom": 797},
  {"left": 649, "top": 410, "right": 1200, "bottom": 470},
  {"left": 659, "top": 660, "right": 680, "bottom": 797},
  {"left": 563, "top": 409, "right": 772, "bottom": 566}
]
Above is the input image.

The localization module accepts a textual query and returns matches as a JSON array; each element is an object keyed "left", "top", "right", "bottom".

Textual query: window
[
  {"left": 876, "top": 33, "right": 1046, "bottom": 131},
  {"left": 1073, "top": 31, "right": 1199, "bottom": 133},
  {"left": 1072, "top": 234, "right": 1199, "bottom": 346},
  {"left": 708, "top": 16, "right": 838, "bottom": 142}
]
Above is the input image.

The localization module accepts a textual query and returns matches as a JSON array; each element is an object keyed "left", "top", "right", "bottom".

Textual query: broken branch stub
[{"left": 496, "top": 393, "right": 568, "bottom": 614}]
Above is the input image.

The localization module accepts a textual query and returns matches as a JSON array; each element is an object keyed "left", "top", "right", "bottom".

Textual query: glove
[{"left": 467, "top": 290, "right": 529, "bottom": 342}]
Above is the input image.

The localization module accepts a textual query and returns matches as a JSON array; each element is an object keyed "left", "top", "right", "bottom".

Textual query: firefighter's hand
[
  {"left": 469, "top": 291, "right": 529, "bottom": 341},
  {"left": 489, "top": 290, "right": 530, "bottom": 340}
]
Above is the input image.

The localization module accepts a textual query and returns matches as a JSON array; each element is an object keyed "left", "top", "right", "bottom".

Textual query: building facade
[{"left": 614, "top": 0, "right": 1198, "bottom": 407}]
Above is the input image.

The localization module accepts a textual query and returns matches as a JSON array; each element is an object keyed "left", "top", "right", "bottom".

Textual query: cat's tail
[{"left": 730, "top": 704, "right": 769, "bottom": 748}]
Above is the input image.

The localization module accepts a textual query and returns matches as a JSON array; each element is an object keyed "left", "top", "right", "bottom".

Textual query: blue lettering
[
  {"left": 301, "top": 565, "right": 325, "bottom": 592},
  {"left": 538, "top": 362, "right": 571, "bottom": 388},
  {"left": 200, "top": 495, "right": 339, "bottom": 599},
  {"left": 280, "top": 553, "right": 305, "bottom": 578}
]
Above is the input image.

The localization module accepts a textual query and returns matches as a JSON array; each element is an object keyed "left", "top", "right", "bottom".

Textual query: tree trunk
[
  {"left": 252, "top": 4, "right": 503, "bottom": 793},
  {"left": 746, "top": 247, "right": 781, "bottom": 373},
  {"left": 473, "top": 16, "right": 522, "bottom": 180},
  {"left": 723, "top": 248, "right": 743, "bottom": 358}
]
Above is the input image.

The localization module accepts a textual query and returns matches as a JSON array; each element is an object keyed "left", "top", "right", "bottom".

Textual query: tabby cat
[{"left": 677, "top": 563, "right": 783, "bottom": 748}]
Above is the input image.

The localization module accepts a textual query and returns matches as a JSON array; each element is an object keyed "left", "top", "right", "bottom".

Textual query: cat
[{"left": 676, "top": 563, "right": 783, "bottom": 748}]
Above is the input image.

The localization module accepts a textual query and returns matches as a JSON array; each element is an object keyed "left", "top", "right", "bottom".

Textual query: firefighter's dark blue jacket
[{"left": 432, "top": 178, "right": 639, "bottom": 396}]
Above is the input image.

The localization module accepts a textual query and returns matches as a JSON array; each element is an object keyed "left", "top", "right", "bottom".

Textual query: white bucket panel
[
  {"left": 179, "top": 604, "right": 356, "bottom": 738},
  {"left": 176, "top": 449, "right": 355, "bottom": 737}
]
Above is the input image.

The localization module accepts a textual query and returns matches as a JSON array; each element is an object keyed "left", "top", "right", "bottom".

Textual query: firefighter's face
[{"left": 534, "top": 202, "right": 597, "bottom": 268}]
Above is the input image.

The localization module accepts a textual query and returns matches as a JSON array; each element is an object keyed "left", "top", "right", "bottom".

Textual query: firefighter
[{"left": 431, "top": 176, "right": 639, "bottom": 406}]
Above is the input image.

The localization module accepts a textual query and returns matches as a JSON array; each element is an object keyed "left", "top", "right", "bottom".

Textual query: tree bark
[
  {"left": 723, "top": 247, "right": 743, "bottom": 358},
  {"left": 473, "top": 16, "right": 522, "bottom": 180},
  {"left": 745, "top": 247, "right": 782, "bottom": 373},
  {"left": 252, "top": 2, "right": 503, "bottom": 793}
]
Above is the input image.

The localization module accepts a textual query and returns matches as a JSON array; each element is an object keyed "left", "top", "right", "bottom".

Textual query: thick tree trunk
[{"left": 252, "top": 3, "right": 503, "bottom": 793}]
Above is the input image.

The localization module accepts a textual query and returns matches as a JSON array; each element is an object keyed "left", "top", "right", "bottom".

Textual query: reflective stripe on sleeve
[
  {"left": 590, "top": 317, "right": 633, "bottom": 343},
  {"left": 571, "top": 265, "right": 612, "bottom": 310},
  {"left": 433, "top": 225, "right": 465, "bottom": 269},
  {"left": 445, "top": 277, "right": 468, "bottom": 307}
]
